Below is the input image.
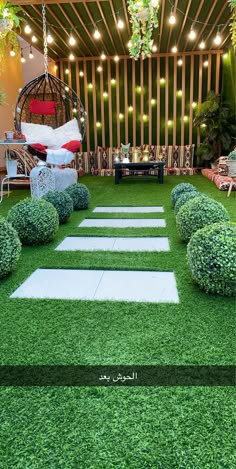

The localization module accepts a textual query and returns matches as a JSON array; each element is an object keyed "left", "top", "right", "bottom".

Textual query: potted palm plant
[{"left": 0, "top": 1, "right": 23, "bottom": 71}]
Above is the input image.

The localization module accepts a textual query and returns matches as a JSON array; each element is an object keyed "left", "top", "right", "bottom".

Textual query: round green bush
[
  {"left": 187, "top": 222, "right": 236, "bottom": 296},
  {"left": 176, "top": 196, "right": 230, "bottom": 242},
  {"left": 171, "top": 183, "right": 198, "bottom": 206},
  {"left": 174, "top": 190, "right": 201, "bottom": 214},
  {"left": 7, "top": 198, "right": 59, "bottom": 246},
  {"left": 43, "top": 190, "right": 73, "bottom": 224},
  {"left": 0, "top": 216, "right": 22, "bottom": 279},
  {"left": 65, "top": 183, "right": 90, "bottom": 210}
]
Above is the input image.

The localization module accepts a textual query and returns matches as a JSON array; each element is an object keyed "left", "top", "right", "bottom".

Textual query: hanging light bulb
[
  {"left": 214, "top": 31, "right": 222, "bottom": 45},
  {"left": 169, "top": 9, "right": 176, "bottom": 25},
  {"left": 32, "top": 35, "right": 37, "bottom": 43},
  {"left": 127, "top": 41, "right": 132, "bottom": 48},
  {"left": 29, "top": 46, "right": 34, "bottom": 59},
  {"left": 47, "top": 31, "right": 53, "bottom": 44},
  {"left": 97, "top": 66, "right": 102, "bottom": 72},
  {"left": 69, "top": 52, "right": 75, "bottom": 61},
  {"left": 152, "top": 45, "right": 157, "bottom": 52},
  {"left": 24, "top": 24, "right": 31, "bottom": 34},
  {"left": 79, "top": 71, "right": 84, "bottom": 77},
  {"left": 10, "top": 46, "right": 16, "bottom": 57},
  {"left": 69, "top": 33, "right": 76, "bottom": 46},
  {"left": 101, "top": 52, "right": 106, "bottom": 60},
  {"left": 203, "top": 60, "right": 208, "bottom": 67},
  {"left": 117, "top": 17, "right": 124, "bottom": 29},
  {"left": 189, "top": 26, "right": 197, "bottom": 40},
  {"left": 20, "top": 49, "right": 26, "bottom": 63},
  {"left": 199, "top": 40, "right": 206, "bottom": 49},
  {"left": 114, "top": 55, "right": 119, "bottom": 62},
  {"left": 171, "top": 45, "right": 178, "bottom": 53},
  {"left": 93, "top": 29, "right": 101, "bottom": 40},
  {"left": 65, "top": 69, "right": 69, "bottom": 74},
  {"left": 111, "top": 78, "right": 116, "bottom": 85},
  {"left": 65, "top": 86, "right": 69, "bottom": 92},
  {"left": 177, "top": 58, "right": 183, "bottom": 66}
]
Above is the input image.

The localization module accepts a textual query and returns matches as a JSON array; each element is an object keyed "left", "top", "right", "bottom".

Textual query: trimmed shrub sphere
[
  {"left": 187, "top": 222, "right": 236, "bottom": 296},
  {"left": 176, "top": 196, "right": 230, "bottom": 242},
  {"left": 43, "top": 190, "right": 73, "bottom": 224},
  {"left": 0, "top": 216, "right": 22, "bottom": 279},
  {"left": 7, "top": 198, "right": 59, "bottom": 245},
  {"left": 174, "top": 190, "right": 201, "bottom": 214},
  {"left": 171, "top": 183, "right": 198, "bottom": 206},
  {"left": 65, "top": 183, "right": 90, "bottom": 210}
]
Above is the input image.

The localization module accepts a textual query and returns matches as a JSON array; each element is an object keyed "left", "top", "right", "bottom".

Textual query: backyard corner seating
[{"left": 201, "top": 157, "right": 236, "bottom": 193}]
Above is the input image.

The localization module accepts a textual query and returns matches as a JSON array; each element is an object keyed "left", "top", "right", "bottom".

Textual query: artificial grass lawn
[{"left": 0, "top": 175, "right": 235, "bottom": 468}]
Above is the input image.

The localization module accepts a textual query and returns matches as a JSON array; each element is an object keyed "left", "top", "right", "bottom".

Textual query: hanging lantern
[{"left": 30, "top": 161, "right": 55, "bottom": 198}]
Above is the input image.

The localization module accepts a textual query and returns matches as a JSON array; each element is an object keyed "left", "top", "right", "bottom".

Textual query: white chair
[{"left": 0, "top": 149, "right": 30, "bottom": 204}]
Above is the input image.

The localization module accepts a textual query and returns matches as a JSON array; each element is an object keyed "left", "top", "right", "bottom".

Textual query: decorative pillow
[
  {"left": 30, "top": 99, "right": 57, "bottom": 115},
  {"left": 46, "top": 148, "right": 75, "bottom": 165},
  {"left": 52, "top": 118, "right": 82, "bottom": 148},
  {"left": 121, "top": 143, "right": 130, "bottom": 155},
  {"left": 30, "top": 143, "right": 47, "bottom": 153},
  {"left": 21, "top": 122, "right": 55, "bottom": 147},
  {"left": 62, "top": 140, "right": 81, "bottom": 152}
]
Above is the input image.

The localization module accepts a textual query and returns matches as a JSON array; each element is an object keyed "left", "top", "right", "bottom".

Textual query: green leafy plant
[
  {"left": 229, "top": 0, "right": 236, "bottom": 50},
  {"left": 43, "top": 190, "right": 73, "bottom": 224},
  {"left": 7, "top": 198, "right": 59, "bottom": 245},
  {"left": 65, "top": 183, "right": 90, "bottom": 210},
  {"left": 0, "top": 86, "right": 6, "bottom": 106},
  {"left": 0, "top": 1, "right": 23, "bottom": 71},
  {"left": 170, "top": 183, "right": 198, "bottom": 206},
  {"left": 176, "top": 196, "right": 230, "bottom": 242},
  {"left": 193, "top": 91, "right": 236, "bottom": 163},
  {"left": 187, "top": 222, "right": 236, "bottom": 296},
  {"left": 127, "top": 0, "right": 159, "bottom": 60},
  {"left": 0, "top": 216, "right": 21, "bottom": 279},
  {"left": 174, "top": 191, "right": 201, "bottom": 215}
]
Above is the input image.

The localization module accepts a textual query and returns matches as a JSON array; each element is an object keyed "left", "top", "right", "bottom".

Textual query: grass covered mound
[
  {"left": 176, "top": 196, "right": 230, "bottom": 242},
  {"left": 174, "top": 190, "right": 201, "bottom": 214},
  {"left": 43, "top": 190, "right": 73, "bottom": 224},
  {"left": 0, "top": 216, "right": 21, "bottom": 279},
  {"left": 7, "top": 198, "right": 59, "bottom": 245},
  {"left": 187, "top": 222, "right": 236, "bottom": 296},
  {"left": 65, "top": 183, "right": 90, "bottom": 210},
  {"left": 171, "top": 183, "right": 198, "bottom": 206}
]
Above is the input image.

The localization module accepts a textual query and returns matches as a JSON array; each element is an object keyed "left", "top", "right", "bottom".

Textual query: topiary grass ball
[
  {"left": 176, "top": 196, "right": 230, "bottom": 242},
  {"left": 0, "top": 216, "right": 22, "bottom": 279},
  {"left": 187, "top": 222, "right": 236, "bottom": 296},
  {"left": 43, "top": 190, "right": 73, "bottom": 224},
  {"left": 7, "top": 198, "right": 59, "bottom": 245},
  {"left": 174, "top": 190, "right": 201, "bottom": 214},
  {"left": 171, "top": 183, "right": 198, "bottom": 206},
  {"left": 65, "top": 183, "right": 90, "bottom": 210}
]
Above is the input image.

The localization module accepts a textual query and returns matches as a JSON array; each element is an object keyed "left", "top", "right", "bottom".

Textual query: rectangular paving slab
[
  {"left": 93, "top": 207, "right": 164, "bottom": 213},
  {"left": 79, "top": 219, "right": 166, "bottom": 228},
  {"left": 11, "top": 269, "right": 179, "bottom": 303},
  {"left": 56, "top": 237, "right": 170, "bottom": 252}
]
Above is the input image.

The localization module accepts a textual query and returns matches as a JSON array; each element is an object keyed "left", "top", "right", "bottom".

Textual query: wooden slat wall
[{"left": 59, "top": 51, "right": 223, "bottom": 150}]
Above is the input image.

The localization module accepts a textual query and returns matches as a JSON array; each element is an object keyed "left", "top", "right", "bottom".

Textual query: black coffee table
[{"left": 114, "top": 161, "right": 165, "bottom": 184}]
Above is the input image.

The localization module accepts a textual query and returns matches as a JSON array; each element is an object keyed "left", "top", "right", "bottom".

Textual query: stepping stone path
[{"left": 10, "top": 206, "right": 179, "bottom": 303}]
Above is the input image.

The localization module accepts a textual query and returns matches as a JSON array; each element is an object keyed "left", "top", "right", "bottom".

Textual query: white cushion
[
  {"left": 52, "top": 118, "right": 82, "bottom": 148},
  {"left": 21, "top": 122, "right": 55, "bottom": 147},
  {"left": 46, "top": 148, "right": 75, "bottom": 165}
]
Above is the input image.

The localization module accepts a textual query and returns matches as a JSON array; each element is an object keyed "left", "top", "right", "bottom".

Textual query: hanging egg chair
[{"left": 14, "top": 0, "right": 86, "bottom": 160}]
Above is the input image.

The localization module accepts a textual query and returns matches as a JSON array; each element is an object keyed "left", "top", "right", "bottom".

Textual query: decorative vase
[
  {"left": 6, "top": 159, "right": 17, "bottom": 177},
  {"left": 132, "top": 150, "right": 140, "bottom": 163},
  {"left": 142, "top": 151, "right": 149, "bottom": 162}
]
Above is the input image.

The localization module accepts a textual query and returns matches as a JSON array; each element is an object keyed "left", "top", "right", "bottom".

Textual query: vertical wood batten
[
  {"left": 124, "top": 58, "right": 128, "bottom": 144},
  {"left": 132, "top": 59, "right": 136, "bottom": 147},
  {"left": 92, "top": 60, "right": 97, "bottom": 150},
  {"left": 197, "top": 55, "right": 203, "bottom": 147},
  {"left": 99, "top": 61, "right": 105, "bottom": 147},
  {"left": 181, "top": 56, "right": 186, "bottom": 146},
  {"left": 140, "top": 59, "right": 144, "bottom": 146},
  {"left": 189, "top": 55, "right": 194, "bottom": 145},
  {"left": 60, "top": 62, "right": 64, "bottom": 82},
  {"left": 83, "top": 60, "right": 90, "bottom": 153},
  {"left": 157, "top": 56, "right": 160, "bottom": 146},
  {"left": 148, "top": 58, "right": 152, "bottom": 145},
  {"left": 68, "top": 63, "right": 72, "bottom": 88},
  {"left": 173, "top": 56, "right": 177, "bottom": 146},
  {"left": 165, "top": 56, "right": 169, "bottom": 146},
  {"left": 107, "top": 59, "right": 113, "bottom": 149},
  {"left": 116, "top": 62, "right": 120, "bottom": 147},
  {"left": 207, "top": 54, "right": 212, "bottom": 92},
  {"left": 215, "top": 52, "right": 220, "bottom": 94}
]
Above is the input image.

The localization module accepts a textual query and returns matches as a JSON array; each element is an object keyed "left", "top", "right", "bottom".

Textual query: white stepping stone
[
  {"left": 93, "top": 206, "right": 164, "bottom": 213},
  {"left": 79, "top": 219, "right": 166, "bottom": 228},
  {"left": 11, "top": 269, "right": 179, "bottom": 303},
  {"left": 56, "top": 237, "right": 170, "bottom": 252}
]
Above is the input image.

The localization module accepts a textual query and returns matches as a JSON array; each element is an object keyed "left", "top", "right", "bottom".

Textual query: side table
[{"left": 0, "top": 140, "right": 29, "bottom": 204}]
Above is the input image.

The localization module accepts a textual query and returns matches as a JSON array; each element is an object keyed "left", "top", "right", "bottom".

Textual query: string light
[
  {"left": 10, "top": 46, "right": 16, "bottom": 57},
  {"left": 24, "top": 24, "right": 31, "bottom": 34},
  {"left": 88, "top": 83, "right": 93, "bottom": 89},
  {"left": 223, "top": 53, "right": 228, "bottom": 59},
  {"left": 117, "top": 14, "right": 124, "bottom": 29},
  {"left": 47, "top": 31, "right": 53, "bottom": 44},
  {"left": 20, "top": 49, "right": 26, "bottom": 63},
  {"left": 93, "top": 29, "right": 101, "bottom": 39},
  {"left": 32, "top": 35, "right": 37, "bottom": 43},
  {"left": 136, "top": 86, "right": 142, "bottom": 93},
  {"left": 183, "top": 115, "right": 188, "bottom": 122},
  {"left": 203, "top": 60, "right": 208, "bottom": 67},
  {"left": 169, "top": 8, "right": 176, "bottom": 25},
  {"left": 152, "top": 45, "right": 157, "bottom": 52},
  {"left": 69, "top": 52, "right": 75, "bottom": 61},
  {"left": 119, "top": 113, "right": 124, "bottom": 119},
  {"left": 177, "top": 58, "right": 183, "bottom": 65},
  {"left": 151, "top": 99, "right": 156, "bottom": 105},
  {"left": 199, "top": 40, "right": 206, "bottom": 49},
  {"left": 69, "top": 33, "right": 76, "bottom": 46},
  {"left": 101, "top": 52, "right": 106, "bottom": 60},
  {"left": 97, "top": 66, "right": 102, "bottom": 72},
  {"left": 143, "top": 115, "right": 148, "bottom": 121},
  {"left": 65, "top": 86, "right": 69, "bottom": 92},
  {"left": 128, "top": 106, "right": 133, "bottom": 112},
  {"left": 160, "top": 78, "right": 165, "bottom": 84},
  {"left": 29, "top": 46, "right": 34, "bottom": 59},
  {"left": 171, "top": 45, "right": 178, "bottom": 53},
  {"left": 177, "top": 90, "right": 182, "bottom": 97},
  {"left": 65, "top": 68, "right": 69, "bottom": 74},
  {"left": 127, "top": 41, "right": 132, "bottom": 48},
  {"left": 189, "top": 26, "right": 197, "bottom": 40},
  {"left": 103, "top": 92, "right": 108, "bottom": 98},
  {"left": 114, "top": 55, "right": 119, "bottom": 62},
  {"left": 214, "top": 30, "right": 222, "bottom": 45},
  {"left": 96, "top": 122, "right": 101, "bottom": 127},
  {"left": 192, "top": 102, "right": 197, "bottom": 108},
  {"left": 168, "top": 120, "right": 172, "bottom": 126},
  {"left": 79, "top": 71, "right": 84, "bottom": 77},
  {"left": 111, "top": 79, "right": 116, "bottom": 85}
]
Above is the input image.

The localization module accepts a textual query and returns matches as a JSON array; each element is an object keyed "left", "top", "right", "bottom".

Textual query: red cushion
[
  {"left": 62, "top": 140, "right": 81, "bottom": 152},
  {"left": 30, "top": 99, "right": 57, "bottom": 115},
  {"left": 30, "top": 143, "right": 47, "bottom": 153}
]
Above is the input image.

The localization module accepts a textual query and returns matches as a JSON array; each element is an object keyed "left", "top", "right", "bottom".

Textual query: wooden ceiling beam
[
  {"left": 205, "top": 3, "right": 230, "bottom": 43},
  {"left": 108, "top": 0, "right": 126, "bottom": 54},
  {"left": 12, "top": 1, "right": 97, "bottom": 5},
  {"left": 70, "top": 3, "right": 100, "bottom": 56},
  {"left": 166, "top": 0, "right": 178, "bottom": 53},
  {"left": 56, "top": 3, "right": 92, "bottom": 56},
  {"left": 158, "top": 0, "right": 165, "bottom": 52},
  {"left": 192, "top": 0, "right": 219, "bottom": 50},
  {"left": 97, "top": 2, "right": 116, "bottom": 53},
  {"left": 83, "top": 2, "right": 108, "bottom": 55}
]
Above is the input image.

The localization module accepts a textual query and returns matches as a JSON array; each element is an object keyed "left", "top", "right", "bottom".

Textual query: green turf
[{"left": 0, "top": 175, "right": 235, "bottom": 468}]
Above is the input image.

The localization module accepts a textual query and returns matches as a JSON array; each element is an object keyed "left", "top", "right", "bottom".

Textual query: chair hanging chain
[{"left": 42, "top": 0, "right": 48, "bottom": 79}]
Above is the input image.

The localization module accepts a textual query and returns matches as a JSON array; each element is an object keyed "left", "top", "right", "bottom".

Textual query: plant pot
[
  {"left": 6, "top": 159, "right": 18, "bottom": 177},
  {"left": 227, "top": 160, "right": 236, "bottom": 177}
]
